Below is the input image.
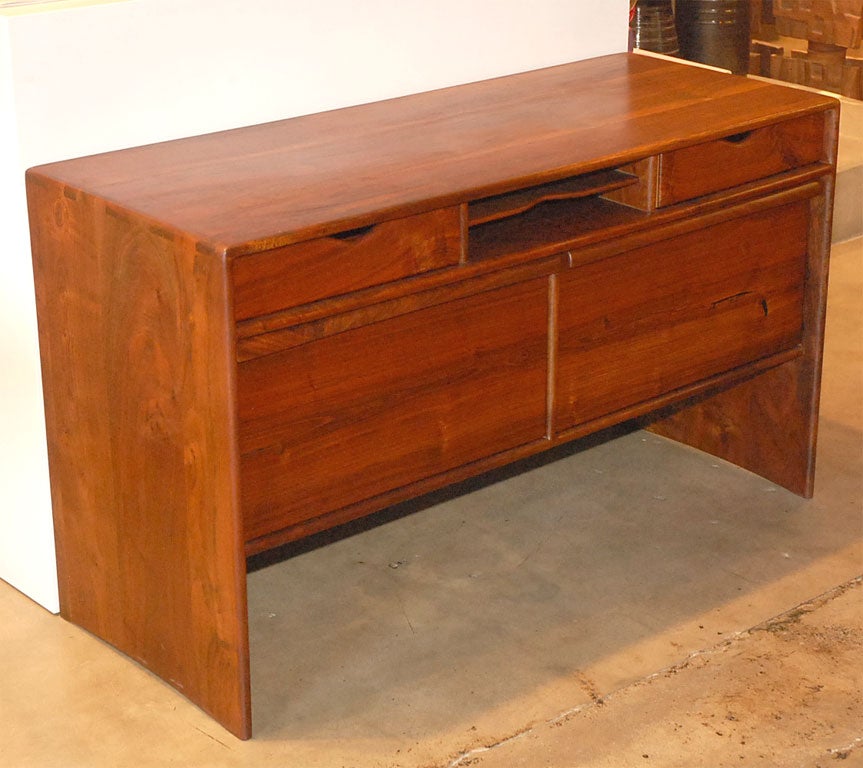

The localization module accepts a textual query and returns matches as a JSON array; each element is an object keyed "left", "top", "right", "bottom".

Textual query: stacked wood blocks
[{"left": 750, "top": 0, "right": 863, "bottom": 99}]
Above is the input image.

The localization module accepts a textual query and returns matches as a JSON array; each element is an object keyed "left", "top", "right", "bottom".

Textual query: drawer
[
  {"left": 555, "top": 200, "right": 809, "bottom": 430},
  {"left": 656, "top": 113, "right": 825, "bottom": 207},
  {"left": 238, "top": 277, "right": 550, "bottom": 543},
  {"left": 231, "top": 207, "right": 461, "bottom": 320}
]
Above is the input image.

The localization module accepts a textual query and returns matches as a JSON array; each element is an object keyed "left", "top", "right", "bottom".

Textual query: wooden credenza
[{"left": 26, "top": 53, "right": 837, "bottom": 739}]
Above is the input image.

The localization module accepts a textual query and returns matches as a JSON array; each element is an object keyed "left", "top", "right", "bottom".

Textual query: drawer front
[
  {"left": 238, "top": 278, "right": 549, "bottom": 543},
  {"left": 555, "top": 200, "right": 808, "bottom": 431},
  {"left": 232, "top": 207, "right": 461, "bottom": 320},
  {"left": 656, "top": 113, "right": 825, "bottom": 207}
]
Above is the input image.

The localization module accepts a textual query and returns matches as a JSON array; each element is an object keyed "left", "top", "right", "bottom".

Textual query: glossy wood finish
[
  {"left": 239, "top": 278, "right": 549, "bottom": 544},
  {"left": 232, "top": 208, "right": 461, "bottom": 320},
  {"left": 468, "top": 170, "right": 638, "bottom": 226},
  {"left": 656, "top": 111, "right": 827, "bottom": 206},
  {"left": 555, "top": 197, "right": 810, "bottom": 430},
  {"left": 647, "top": 184, "right": 836, "bottom": 497},
  {"left": 26, "top": 178, "right": 251, "bottom": 738},
  {"left": 26, "top": 53, "right": 837, "bottom": 739},
  {"left": 29, "top": 53, "right": 834, "bottom": 253}
]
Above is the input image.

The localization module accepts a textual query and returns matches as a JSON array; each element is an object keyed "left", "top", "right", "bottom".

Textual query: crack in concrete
[
  {"left": 442, "top": 576, "right": 862, "bottom": 768},
  {"left": 828, "top": 734, "right": 863, "bottom": 759},
  {"left": 444, "top": 727, "right": 531, "bottom": 768}
]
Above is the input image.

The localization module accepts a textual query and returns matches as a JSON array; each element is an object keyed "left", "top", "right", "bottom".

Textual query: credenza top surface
[{"left": 27, "top": 53, "right": 836, "bottom": 255}]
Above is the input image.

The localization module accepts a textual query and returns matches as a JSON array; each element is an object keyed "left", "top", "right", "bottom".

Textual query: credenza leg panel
[
  {"left": 647, "top": 359, "right": 813, "bottom": 496},
  {"left": 27, "top": 174, "right": 252, "bottom": 739}
]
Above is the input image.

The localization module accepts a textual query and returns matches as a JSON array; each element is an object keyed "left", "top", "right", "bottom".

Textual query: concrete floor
[{"left": 2, "top": 96, "right": 862, "bottom": 764}]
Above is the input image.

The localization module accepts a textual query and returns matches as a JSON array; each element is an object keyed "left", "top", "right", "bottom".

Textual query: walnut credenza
[{"left": 26, "top": 53, "right": 837, "bottom": 739}]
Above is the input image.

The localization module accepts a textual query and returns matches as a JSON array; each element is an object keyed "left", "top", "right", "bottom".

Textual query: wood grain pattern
[
  {"left": 27, "top": 54, "right": 835, "bottom": 254},
  {"left": 231, "top": 207, "right": 461, "bottom": 320},
  {"left": 469, "top": 196, "right": 647, "bottom": 263},
  {"left": 648, "top": 360, "right": 817, "bottom": 495},
  {"left": 468, "top": 170, "right": 637, "bottom": 226},
  {"left": 238, "top": 278, "right": 550, "bottom": 543},
  {"left": 27, "top": 174, "right": 251, "bottom": 738},
  {"left": 235, "top": 255, "right": 564, "bottom": 361},
  {"left": 656, "top": 112, "right": 827, "bottom": 207},
  {"left": 647, "top": 176, "right": 836, "bottom": 497},
  {"left": 601, "top": 157, "right": 658, "bottom": 211},
  {"left": 555, "top": 198, "right": 810, "bottom": 430}
]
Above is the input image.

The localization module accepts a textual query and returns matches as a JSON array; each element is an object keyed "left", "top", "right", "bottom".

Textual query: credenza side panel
[
  {"left": 238, "top": 278, "right": 550, "bottom": 544},
  {"left": 26, "top": 173, "right": 252, "bottom": 739}
]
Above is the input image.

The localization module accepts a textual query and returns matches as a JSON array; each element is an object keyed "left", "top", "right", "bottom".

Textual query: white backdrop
[{"left": 0, "top": 0, "right": 627, "bottom": 610}]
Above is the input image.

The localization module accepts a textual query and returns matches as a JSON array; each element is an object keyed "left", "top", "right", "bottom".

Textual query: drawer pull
[
  {"left": 710, "top": 290, "right": 769, "bottom": 316},
  {"left": 722, "top": 131, "right": 753, "bottom": 144},
  {"left": 330, "top": 223, "right": 376, "bottom": 241}
]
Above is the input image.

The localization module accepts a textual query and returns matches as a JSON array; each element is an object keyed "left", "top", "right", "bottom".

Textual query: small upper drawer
[
  {"left": 232, "top": 207, "right": 461, "bottom": 320},
  {"left": 656, "top": 112, "right": 826, "bottom": 207}
]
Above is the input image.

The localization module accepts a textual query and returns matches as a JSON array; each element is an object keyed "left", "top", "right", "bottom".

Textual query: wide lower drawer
[
  {"left": 237, "top": 277, "right": 549, "bottom": 543},
  {"left": 554, "top": 199, "right": 809, "bottom": 430},
  {"left": 656, "top": 112, "right": 825, "bottom": 207},
  {"left": 231, "top": 207, "right": 461, "bottom": 320}
]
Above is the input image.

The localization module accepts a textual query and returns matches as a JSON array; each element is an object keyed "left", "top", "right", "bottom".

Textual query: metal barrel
[
  {"left": 630, "top": 0, "right": 680, "bottom": 56},
  {"left": 676, "top": 0, "right": 751, "bottom": 74}
]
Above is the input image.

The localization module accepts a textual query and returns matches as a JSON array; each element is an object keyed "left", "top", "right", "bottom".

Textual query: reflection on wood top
[{"left": 26, "top": 53, "right": 837, "bottom": 253}]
